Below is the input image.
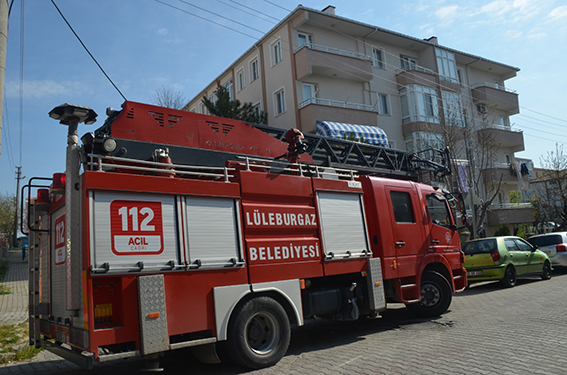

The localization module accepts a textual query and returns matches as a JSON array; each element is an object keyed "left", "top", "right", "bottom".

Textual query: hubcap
[
  {"left": 246, "top": 312, "right": 280, "bottom": 355},
  {"left": 421, "top": 283, "right": 441, "bottom": 307}
]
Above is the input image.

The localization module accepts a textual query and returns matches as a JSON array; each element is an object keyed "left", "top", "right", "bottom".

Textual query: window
[
  {"left": 236, "top": 68, "right": 245, "bottom": 92},
  {"left": 373, "top": 47, "right": 385, "bottom": 69},
  {"left": 298, "top": 32, "right": 313, "bottom": 49},
  {"left": 441, "top": 91, "right": 464, "bottom": 127},
  {"left": 400, "top": 55, "right": 417, "bottom": 71},
  {"left": 252, "top": 102, "right": 262, "bottom": 120},
  {"left": 505, "top": 154, "right": 511, "bottom": 165},
  {"left": 499, "top": 116, "right": 508, "bottom": 127},
  {"left": 250, "top": 58, "right": 259, "bottom": 82},
  {"left": 399, "top": 85, "right": 439, "bottom": 124},
  {"left": 435, "top": 48, "right": 458, "bottom": 83},
  {"left": 390, "top": 191, "right": 415, "bottom": 223},
  {"left": 209, "top": 92, "right": 218, "bottom": 105},
  {"left": 426, "top": 194, "right": 451, "bottom": 228},
  {"left": 377, "top": 94, "right": 390, "bottom": 115},
  {"left": 404, "top": 132, "right": 444, "bottom": 154},
  {"left": 274, "top": 88, "right": 286, "bottom": 115},
  {"left": 302, "top": 83, "right": 317, "bottom": 105},
  {"left": 457, "top": 68, "right": 464, "bottom": 86},
  {"left": 223, "top": 80, "right": 233, "bottom": 101},
  {"left": 271, "top": 39, "right": 282, "bottom": 66},
  {"left": 199, "top": 103, "right": 207, "bottom": 114}
]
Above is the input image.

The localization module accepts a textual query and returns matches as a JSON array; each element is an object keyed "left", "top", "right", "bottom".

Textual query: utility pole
[{"left": 12, "top": 166, "right": 24, "bottom": 246}]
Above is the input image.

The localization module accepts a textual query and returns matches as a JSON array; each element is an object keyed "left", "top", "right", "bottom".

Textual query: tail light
[
  {"left": 490, "top": 250, "right": 501, "bottom": 262},
  {"left": 51, "top": 173, "right": 66, "bottom": 194},
  {"left": 557, "top": 244, "right": 567, "bottom": 253}
]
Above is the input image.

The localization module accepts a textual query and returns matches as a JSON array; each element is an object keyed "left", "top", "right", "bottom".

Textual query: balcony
[
  {"left": 481, "top": 163, "right": 530, "bottom": 185},
  {"left": 294, "top": 44, "right": 373, "bottom": 82},
  {"left": 477, "top": 125, "right": 524, "bottom": 152},
  {"left": 298, "top": 97, "right": 377, "bottom": 133},
  {"left": 471, "top": 82, "right": 519, "bottom": 115},
  {"left": 395, "top": 67, "right": 437, "bottom": 88},
  {"left": 487, "top": 203, "right": 534, "bottom": 226}
]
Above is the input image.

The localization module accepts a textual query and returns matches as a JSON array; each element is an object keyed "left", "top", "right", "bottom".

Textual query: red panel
[
  {"left": 82, "top": 171, "right": 241, "bottom": 197},
  {"left": 323, "top": 258, "right": 367, "bottom": 276},
  {"left": 109, "top": 101, "right": 313, "bottom": 162},
  {"left": 163, "top": 269, "right": 248, "bottom": 336},
  {"left": 248, "top": 261, "right": 324, "bottom": 284},
  {"left": 239, "top": 170, "right": 314, "bottom": 199},
  {"left": 311, "top": 177, "right": 364, "bottom": 193}
]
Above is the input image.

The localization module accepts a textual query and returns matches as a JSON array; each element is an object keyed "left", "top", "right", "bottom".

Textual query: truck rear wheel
[
  {"left": 406, "top": 270, "right": 452, "bottom": 318},
  {"left": 226, "top": 296, "right": 290, "bottom": 369}
]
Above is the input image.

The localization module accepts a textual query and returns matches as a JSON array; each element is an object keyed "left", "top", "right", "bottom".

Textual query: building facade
[{"left": 184, "top": 5, "right": 531, "bottom": 237}]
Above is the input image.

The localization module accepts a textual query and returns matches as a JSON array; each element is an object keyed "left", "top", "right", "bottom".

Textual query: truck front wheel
[
  {"left": 226, "top": 296, "right": 290, "bottom": 369},
  {"left": 406, "top": 270, "right": 452, "bottom": 318}
]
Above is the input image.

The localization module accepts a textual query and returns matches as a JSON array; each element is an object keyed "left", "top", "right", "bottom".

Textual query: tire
[
  {"left": 226, "top": 296, "right": 291, "bottom": 369},
  {"left": 406, "top": 270, "right": 452, "bottom": 318},
  {"left": 500, "top": 266, "right": 517, "bottom": 287},
  {"left": 541, "top": 261, "right": 552, "bottom": 280}
]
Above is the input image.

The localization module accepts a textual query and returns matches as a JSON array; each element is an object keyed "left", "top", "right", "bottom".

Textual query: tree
[
  {"left": 202, "top": 86, "right": 267, "bottom": 124},
  {"left": 421, "top": 97, "right": 505, "bottom": 238},
  {"left": 0, "top": 192, "right": 16, "bottom": 245},
  {"left": 151, "top": 85, "right": 186, "bottom": 109},
  {"left": 531, "top": 144, "right": 567, "bottom": 231}
]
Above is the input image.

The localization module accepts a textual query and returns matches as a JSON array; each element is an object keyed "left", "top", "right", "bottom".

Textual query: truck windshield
[{"left": 426, "top": 194, "right": 452, "bottom": 228}]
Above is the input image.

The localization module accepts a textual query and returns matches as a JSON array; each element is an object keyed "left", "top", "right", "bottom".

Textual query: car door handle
[
  {"left": 432, "top": 240, "right": 440, "bottom": 244},
  {"left": 395, "top": 241, "right": 405, "bottom": 247}
]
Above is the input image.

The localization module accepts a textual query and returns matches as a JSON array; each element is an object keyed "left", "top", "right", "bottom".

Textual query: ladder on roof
[{"left": 251, "top": 123, "right": 451, "bottom": 181}]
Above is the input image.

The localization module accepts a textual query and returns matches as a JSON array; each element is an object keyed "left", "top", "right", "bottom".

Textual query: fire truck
[{"left": 23, "top": 101, "right": 467, "bottom": 370}]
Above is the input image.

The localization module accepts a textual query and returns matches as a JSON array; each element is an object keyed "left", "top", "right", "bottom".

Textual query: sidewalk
[{"left": 0, "top": 248, "right": 29, "bottom": 326}]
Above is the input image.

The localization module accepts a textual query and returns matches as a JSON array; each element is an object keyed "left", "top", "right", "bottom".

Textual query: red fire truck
[{"left": 24, "top": 101, "right": 467, "bottom": 370}]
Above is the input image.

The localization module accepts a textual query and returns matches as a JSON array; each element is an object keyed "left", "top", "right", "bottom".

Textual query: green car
[{"left": 463, "top": 236, "right": 552, "bottom": 287}]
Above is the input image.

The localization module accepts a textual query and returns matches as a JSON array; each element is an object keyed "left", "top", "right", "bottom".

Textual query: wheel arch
[
  {"left": 214, "top": 279, "right": 303, "bottom": 341},
  {"left": 418, "top": 254, "right": 454, "bottom": 291}
]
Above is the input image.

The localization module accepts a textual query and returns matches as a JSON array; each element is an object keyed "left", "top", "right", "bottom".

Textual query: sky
[{"left": 1, "top": 0, "right": 566, "bottom": 196}]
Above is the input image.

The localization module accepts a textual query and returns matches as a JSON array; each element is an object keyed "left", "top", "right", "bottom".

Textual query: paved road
[{"left": 2, "top": 269, "right": 566, "bottom": 374}]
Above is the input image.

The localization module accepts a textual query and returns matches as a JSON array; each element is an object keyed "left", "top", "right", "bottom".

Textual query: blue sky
[{"left": 1, "top": 0, "right": 566, "bottom": 195}]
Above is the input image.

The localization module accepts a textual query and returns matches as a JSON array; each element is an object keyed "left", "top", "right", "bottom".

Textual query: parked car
[
  {"left": 463, "top": 236, "right": 552, "bottom": 287},
  {"left": 527, "top": 232, "right": 567, "bottom": 267}
]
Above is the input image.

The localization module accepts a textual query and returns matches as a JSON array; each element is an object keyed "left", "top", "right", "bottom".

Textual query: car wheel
[
  {"left": 500, "top": 266, "right": 517, "bottom": 288},
  {"left": 541, "top": 261, "right": 552, "bottom": 280},
  {"left": 225, "top": 296, "right": 290, "bottom": 369},
  {"left": 406, "top": 270, "right": 452, "bottom": 318}
]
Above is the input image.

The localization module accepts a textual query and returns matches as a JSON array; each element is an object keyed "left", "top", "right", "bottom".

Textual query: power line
[
  {"left": 225, "top": 0, "right": 279, "bottom": 22},
  {"left": 50, "top": 0, "right": 127, "bottom": 101},
  {"left": 154, "top": 0, "right": 260, "bottom": 40},
  {"left": 177, "top": 0, "right": 266, "bottom": 35}
]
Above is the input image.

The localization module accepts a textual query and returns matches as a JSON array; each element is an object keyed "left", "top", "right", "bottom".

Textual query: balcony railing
[
  {"left": 294, "top": 43, "right": 372, "bottom": 61},
  {"left": 396, "top": 65, "right": 436, "bottom": 75},
  {"left": 472, "top": 82, "right": 516, "bottom": 94},
  {"left": 299, "top": 97, "right": 375, "bottom": 111},
  {"left": 490, "top": 202, "right": 532, "bottom": 210}
]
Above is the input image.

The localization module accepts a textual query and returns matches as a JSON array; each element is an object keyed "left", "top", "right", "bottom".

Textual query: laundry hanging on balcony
[{"left": 316, "top": 121, "right": 388, "bottom": 146}]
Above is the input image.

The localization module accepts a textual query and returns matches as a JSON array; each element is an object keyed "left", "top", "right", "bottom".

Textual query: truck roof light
[
  {"left": 52, "top": 173, "right": 66, "bottom": 194},
  {"left": 36, "top": 189, "right": 50, "bottom": 211}
]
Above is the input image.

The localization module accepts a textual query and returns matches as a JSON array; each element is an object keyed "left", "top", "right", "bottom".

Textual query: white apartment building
[{"left": 184, "top": 5, "right": 531, "bottom": 236}]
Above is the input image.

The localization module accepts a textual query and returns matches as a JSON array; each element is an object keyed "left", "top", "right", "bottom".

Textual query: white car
[{"left": 528, "top": 232, "right": 567, "bottom": 267}]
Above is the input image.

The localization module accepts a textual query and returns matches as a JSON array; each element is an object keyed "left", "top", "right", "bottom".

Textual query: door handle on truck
[{"left": 395, "top": 241, "right": 405, "bottom": 247}]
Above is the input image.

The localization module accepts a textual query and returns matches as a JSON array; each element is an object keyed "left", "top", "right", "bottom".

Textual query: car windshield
[
  {"left": 463, "top": 239, "right": 497, "bottom": 255},
  {"left": 528, "top": 235, "right": 563, "bottom": 247}
]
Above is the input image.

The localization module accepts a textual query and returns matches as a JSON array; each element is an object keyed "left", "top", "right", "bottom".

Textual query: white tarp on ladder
[{"left": 316, "top": 121, "right": 388, "bottom": 146}]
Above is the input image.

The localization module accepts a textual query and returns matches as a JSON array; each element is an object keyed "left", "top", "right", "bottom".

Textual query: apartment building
[{"left": 184, "top": 5, "right": 531, "bottom": 236}]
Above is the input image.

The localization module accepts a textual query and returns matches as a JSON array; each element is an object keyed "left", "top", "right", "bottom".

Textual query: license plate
[
  {"left": 467, "top": 270, "right": 483, "bottom": 277},
  {"left": 54, "top": 330, "right": 67, "bottom": 343}
]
